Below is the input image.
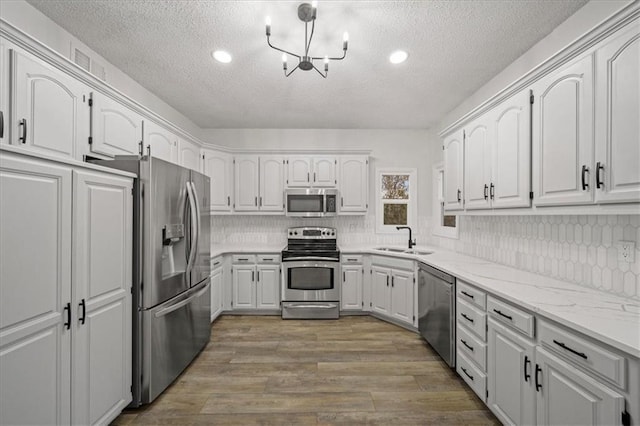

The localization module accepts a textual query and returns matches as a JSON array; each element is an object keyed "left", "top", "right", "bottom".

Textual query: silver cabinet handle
[
  {"left": 314, "top": 172, "right": 316, "bottom": 182},
  {"left": 0, "top": 111, "right": 4, "bottom": 138},
  {"left": 259, "top": 196, "right": 262, "bottom": 207},
  {"left": 307, "top": 172, "right": 310, "bottom": 182},
  {"left": 257, "top": 271, "right": 260, "bottom": 282},
  {"left": 255, "top": 196, "right": 257, "bottom": 206},
  {"left": 252, "top": 270, "right": 255, "bottom": 282},
  {"left": 227, "top": 196, "right": 230, "bottom": 206}
]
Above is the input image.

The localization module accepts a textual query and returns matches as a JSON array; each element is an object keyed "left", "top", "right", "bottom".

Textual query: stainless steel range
[{"left": 281, "top": 227, "right": 340, "bottom": 319}]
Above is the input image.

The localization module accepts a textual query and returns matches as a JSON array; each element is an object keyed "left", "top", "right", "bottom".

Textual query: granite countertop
[{"left": 211, "top": 242, "right": 640, "bottom": 358}]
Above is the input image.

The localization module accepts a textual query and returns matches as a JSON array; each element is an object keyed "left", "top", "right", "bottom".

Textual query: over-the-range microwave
[{"left": 285, "top": 189, "right": 338, "bottom": 217}]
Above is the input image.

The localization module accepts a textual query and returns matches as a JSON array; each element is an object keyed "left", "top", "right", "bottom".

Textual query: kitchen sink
[{"left": 374, "top": 247, "right": 433, "bottom": 256}]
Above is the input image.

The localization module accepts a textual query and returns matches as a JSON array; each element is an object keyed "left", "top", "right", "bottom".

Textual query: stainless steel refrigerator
[{"left": 91, "top": 155, "right": 211, "bottom": 406}]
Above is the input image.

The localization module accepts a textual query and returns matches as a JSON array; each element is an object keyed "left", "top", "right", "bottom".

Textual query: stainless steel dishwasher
[{"left": 418, "top": 263, "right": 455, "bottom": 367}]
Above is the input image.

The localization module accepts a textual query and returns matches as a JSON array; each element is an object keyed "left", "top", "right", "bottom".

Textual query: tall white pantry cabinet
[{"left": 0, "top": 148, "right": 133, "bottom": 425}]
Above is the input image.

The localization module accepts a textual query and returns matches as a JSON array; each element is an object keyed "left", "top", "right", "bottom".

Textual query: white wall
[
  {"left": 0, "top": 0, "right": 202, "bottom": 138},
  {"left": 203, "top": 128, "right": 437, "bottom": 222}
]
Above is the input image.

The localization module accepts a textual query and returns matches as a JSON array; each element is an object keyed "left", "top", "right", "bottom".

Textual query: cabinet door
[
  {"left": 203, "top": 149, "right": 233, "bottom": 212},
  {"left": 532, "top": 55, "right": 594, "bottom": 206},
  {"left": 339, "top": 156, "right": 368, "bottom": 213},
  {"left": 390, "top": 269, "right": 414, "bottom": 324},
  {"left": 234, "top": 155, "right": 259, "bottom": 211},
  {"left": 12, "top": 47, "right": 89, "bottom": 159},
  {"left": 487, "top": 318, "right": 536, "bottom": 426},
  {"left": 144, "top": 121, "right": 177, "bottom": 163},
  {"left": 371, "top": 266, "right": 390, "bottom": 315},
  {"left": 72, "top": 170, "right": 132, "bottom": 425},
  {"left": 210, "top": 266, "right": 223, "bottom": 321},
  {"left": 594, "top": 22, "right": 640, "bottom": 203},
  {"left": 443, "top": 130, "right": 464, "bottom": 211},
  {"left": 232, "top": 265, "right": 255, "bottom": 308},
  {"left": 491, "top": 89, "right": 532, "bottom": 209},
  {"left": 259, "top": 156, "right": 285, "bottom": 211},
  {"left": 464, "top": 120, "right": 492, "bottom": 210},
  {"left": 313, "top": 156, "right": 337, "bottom": 187},
  {"left": 0, "top": 153, "right": 72, "bottom": 425},
  {"left": 341, "top": 265, "right": 363, "bottom": 310},
  {"left": 0, "top": 39, "right": 9, "bottom": 144},
  {"left": 286, "top": 156, "right": 312, "bottom": 187},
  {"left": 89, "top": 92, "right": 142, "bottom": 157},
  {"left": 256, "top": 265, "right": 280, "bottom": 309},
  {"left": 535, "top": 347, "right": 624, "bottom": 426},
  {"left": 178, "top": 138, "right": 201, "bottom": 172}
]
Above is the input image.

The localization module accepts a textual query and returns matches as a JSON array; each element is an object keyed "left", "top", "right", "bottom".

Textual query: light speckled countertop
[{"left": 211, "top": 242, "right": 640, "bottom": 358}]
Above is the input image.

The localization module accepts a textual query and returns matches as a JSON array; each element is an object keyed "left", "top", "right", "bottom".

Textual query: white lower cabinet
[
  {"left": 210, "top": 257, "right": 224, "bottom": 321},
  {"left": 0, "top": 150, "right": 132, "bottom": 425},
  {"left": 370, "top": 257, "right": 414, "bottom": 326},
  {"left": 231, "top": 254, "right": 280, "bottom": 310},
  {"left": 341, "top": 265, "right": 363, "bottom": 311},
  {"left": 535, "top": 346, "right": 624, "bottom": 426},
  {"left": 487, "top": 317, "right": 536, "bottom": 425}
]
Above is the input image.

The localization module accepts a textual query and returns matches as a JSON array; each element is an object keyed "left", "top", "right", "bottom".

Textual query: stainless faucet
[{"left": 396, "top": 226, "right": 416, "bottom": 249}]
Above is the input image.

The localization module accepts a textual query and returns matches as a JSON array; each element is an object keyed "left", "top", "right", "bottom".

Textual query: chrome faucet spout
[{"left": 396, "top": 226, "right": 416, "bottom": 249}]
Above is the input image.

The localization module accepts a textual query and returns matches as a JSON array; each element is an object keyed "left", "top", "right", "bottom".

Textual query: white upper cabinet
[
  {"left": 143, "top": 120, "right": 177, "bottom": 164},
  {"left": 594, "top": 21, "right": 640, "bottom": 204},
  {"left": 286, "top": 156, "right": 337, "bottom": 188},
  {"left": 259, "top": 156, "right": 285, "bottom": 212},
  {"left": 234, "top": 155, "right": 260, "bottom": 211},
  {"left": 178, "top": 138, "right": 201, "bottom": 172},
  {"left": 443, "top": 130, "right": 464, "bottom": 211},
  {"left": 202, "top": 149, "right": 233, "bottom": 212},
  {"left": 464, "top": 120, "right": 492, "bottom": 210},
  {"left": 490, "top": 89, "right": 532, "bottom": 209},
  {"left": 532, "top": 54, "right": 594, "bottom": 207},
  {"left": 11, "top": 46, "right": 89, "bottom": 160},
  {"left": 0, "top": 39, "right": 8, "bottom": 144},
  {"left": 339, "top": 156, "right": 369, "bottom": 213},
  {"left": 89, "top": 91, "right": 142, "bottom": 157},
  {"left": 286, "top": 156, "right": 312, "bottom": 187},
  {"left": 312, "top": 156, "right": 337, "bottom": 187}
]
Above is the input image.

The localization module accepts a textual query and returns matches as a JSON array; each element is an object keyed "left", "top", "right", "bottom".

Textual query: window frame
[
  {"left": 432, "top": 162, "right": 458, "bottom": 239},
  {"left": 375, "top": 168, "right": 417, "bottom": 234}
]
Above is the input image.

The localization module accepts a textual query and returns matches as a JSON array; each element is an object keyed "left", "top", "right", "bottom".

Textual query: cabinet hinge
[
  {"left": 413, "top": 276, "right": 416, "bottom": 283},
  {"left": 529, "top": 191, "right": 534, "bottom": 199},
  {"left": 486, "top": 390, "right": 489, "bottom": 398},
  {"left": 530, "top": 92, "right": 534, "bottom": 105},
  {"left": 622, "top": 410, "right": 631, "bottom": 426},
  {"left": 88, "top": 136, "right": 93, "bottom": 145},
  {"left": 463, "top": 130, "right": 466, "bottom": 140},
  {"left": 202, "top": 154, "right": 205, "bottom": 159}
]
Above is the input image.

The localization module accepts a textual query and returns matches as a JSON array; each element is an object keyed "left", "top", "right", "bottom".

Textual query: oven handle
[
  {"left": 285, "top": 303, "right": 338, "bottom": 309},
  {"left": 282, "top": 257, "right": 340, "bottom": 262}
]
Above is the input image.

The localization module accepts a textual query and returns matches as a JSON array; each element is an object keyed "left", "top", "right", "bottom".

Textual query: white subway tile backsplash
[{"left": 430, "top": 215, "right": 640, "bottom": 300}]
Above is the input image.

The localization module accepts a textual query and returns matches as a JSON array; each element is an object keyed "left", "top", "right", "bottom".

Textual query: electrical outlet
[{"left": 617, "top": 240, "right": 635, "bottom": 263}]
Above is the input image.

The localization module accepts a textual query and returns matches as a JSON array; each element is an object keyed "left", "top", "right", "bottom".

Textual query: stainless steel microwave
[{"left": 285, "top": 189, "right": 338, "bottom": 217}]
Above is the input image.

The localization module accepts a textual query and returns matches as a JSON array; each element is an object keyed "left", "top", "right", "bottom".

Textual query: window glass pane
[
  {"left": 381, "top": 175, "right": 409, "bottom": 199},
  {"left": 383, "top": 203, "right": 407, "bottom": 225}
]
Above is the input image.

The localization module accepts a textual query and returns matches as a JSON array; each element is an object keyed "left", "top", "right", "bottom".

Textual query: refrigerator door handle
[
  {"left": 185, "top": 182, "right": 198, "bottom": 277},
  {"left": 190, "top": 180, "right": 201, "bottom": 259},
  {"left": 154, "top": 281, "right": 210, "bottom": 318}
]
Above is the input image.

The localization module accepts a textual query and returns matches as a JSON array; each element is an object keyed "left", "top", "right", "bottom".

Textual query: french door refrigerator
[{"left": 92, "top": 155, "right": 211, "bottom": 406}]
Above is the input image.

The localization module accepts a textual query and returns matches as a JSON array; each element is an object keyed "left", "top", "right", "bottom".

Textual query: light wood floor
[{"left": 113, "top": 315, "right": 499, "bottom": 425}]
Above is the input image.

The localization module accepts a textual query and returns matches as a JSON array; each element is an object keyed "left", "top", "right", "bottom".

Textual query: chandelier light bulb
[
  {"left": 265, "top": 16, "right": 271, "bottom": 36},
  {"left": 282, "top": 53, "right": 287, "bottom": 70},
  {"left": 343, "top": 32, "right": 349, "bottom": 50},
  {"left": 324, "top": 55, "right": 329, "bottom": 72},
  {"left": 389, "top": 50, "right": 408, "bottom": 64}
]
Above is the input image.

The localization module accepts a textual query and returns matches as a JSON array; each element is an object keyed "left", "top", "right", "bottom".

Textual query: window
[
  {"left": 432, "top": 163, "right": 458, "bottom": 238},
  {"left": 376, "top": 168, "right": 417, "bottom": 233}
]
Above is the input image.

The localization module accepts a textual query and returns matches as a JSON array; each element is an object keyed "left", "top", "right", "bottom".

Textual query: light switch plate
[{"left": 617, "top": 240, "right": 635, "bottom": 263}]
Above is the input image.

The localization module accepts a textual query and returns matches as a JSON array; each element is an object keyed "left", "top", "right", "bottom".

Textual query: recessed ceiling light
[
  {"left": 389, "top": 50, "right": 408, "bottom": 64},
  {"left": 213, "top": 50, "right": 232, "bottom": 63}
]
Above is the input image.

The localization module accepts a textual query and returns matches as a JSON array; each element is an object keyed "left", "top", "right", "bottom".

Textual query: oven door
[{"left": 282, "top": 259, "right": 340, "bottom": 301}]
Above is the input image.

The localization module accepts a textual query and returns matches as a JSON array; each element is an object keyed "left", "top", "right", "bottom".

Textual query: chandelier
[{"left": 265, "top": 1, "right": 348, "bottom": 78}]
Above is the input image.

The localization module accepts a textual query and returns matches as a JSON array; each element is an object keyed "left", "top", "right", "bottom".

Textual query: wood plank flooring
[{"left": 112, "top": 315, "right": 499, "bottom": 425}]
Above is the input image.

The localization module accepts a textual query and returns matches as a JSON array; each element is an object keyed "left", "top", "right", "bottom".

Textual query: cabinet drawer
[
  {"left": 457, "top": 299, "right": 487, "bottom": 341},
  {"left": 257, "top": 254, "right": 281, "bottom": 264},
  {"left": 487, "top": 296, "right": 535, "bottom": 338},
  {"left": 211, "top": 256, "right": 223, "bottom": 269},
  {"left": 341, "top": 254, "right": 363, "bottom": 264},
  {"left": 457, "top": 280, "right": 486, "bottom": 310},
  {"left": 538, "top": 320, "right": 626, "bottom": 388},
  {"left": 232, "top": 254, "right": 256, "bottom": 264},
  {"left": 457, "top": 352, "right": 487, "bottom": 403},
  {"left": 457, "top": 325, "right": 487, "bottom": 371}
]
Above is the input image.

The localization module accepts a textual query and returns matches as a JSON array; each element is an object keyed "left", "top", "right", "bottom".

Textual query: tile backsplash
[{"left": 430, "top": 215, "right": 640, "bottom": 300}]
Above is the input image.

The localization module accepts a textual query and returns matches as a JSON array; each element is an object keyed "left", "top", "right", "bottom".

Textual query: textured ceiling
[{"left": 26, "top": 0, "right": 588, "bottom": 129}]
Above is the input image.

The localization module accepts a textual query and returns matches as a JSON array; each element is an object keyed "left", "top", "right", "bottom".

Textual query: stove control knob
[{"left": 294, "top": 231, "right": 298, "bottom": 235}]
